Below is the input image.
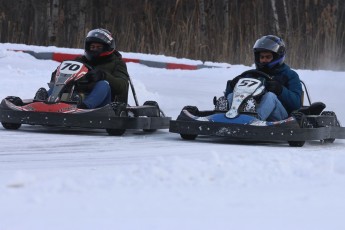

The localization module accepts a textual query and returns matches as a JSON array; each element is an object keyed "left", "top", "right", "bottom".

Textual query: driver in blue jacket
[{"left": 226, "top": 35, "right": 303, "bottom": 121}]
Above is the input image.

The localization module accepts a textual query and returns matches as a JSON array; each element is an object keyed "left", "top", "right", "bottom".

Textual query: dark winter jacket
[
  {"left": 263, "top": 63, "right": 302, "bottom": 114},
  {"left": 74, "top": 50, "right": 130, "bottom": 103}
]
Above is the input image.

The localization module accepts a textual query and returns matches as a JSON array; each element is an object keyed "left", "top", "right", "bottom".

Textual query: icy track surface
[{"left": 1, "top": 44, "right": 345, "bottom": 230}]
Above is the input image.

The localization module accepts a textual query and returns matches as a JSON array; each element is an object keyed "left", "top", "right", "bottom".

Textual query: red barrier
[
  {"left": 10, "top": 49, "right": 219, "bottom": 70},
  {"left": 52, "top": 53, "right": 81, "bottom": 62},
  {"left": 123, "top": 58, "right": 140, "bottom": 63},
  {"left": 166, "top": 63, "right": 198, "bottom": 70}
]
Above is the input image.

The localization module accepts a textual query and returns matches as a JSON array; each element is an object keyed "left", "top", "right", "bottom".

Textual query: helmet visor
[
  {"left": 86, "top": 29, "right": 113, "bottom": 45},
  {"left": 253, "top": 37, "right": 281, "bottom": 53}
]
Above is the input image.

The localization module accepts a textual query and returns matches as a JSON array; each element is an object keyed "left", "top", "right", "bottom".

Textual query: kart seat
[{"left": 298, "top": 102, "right": 326, "bottom": 115}]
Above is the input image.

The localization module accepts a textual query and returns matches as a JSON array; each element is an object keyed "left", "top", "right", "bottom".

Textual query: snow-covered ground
[{"left": 1, "top": 43, "right": 345, "bottom": 230}]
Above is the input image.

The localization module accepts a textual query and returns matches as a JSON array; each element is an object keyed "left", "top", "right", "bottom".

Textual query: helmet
[
  {"left": 84, "top": 28, "right": 115, "bottom": 61},
  {"left": 253, "top": 35, "right": 286, "bottom": 70}
]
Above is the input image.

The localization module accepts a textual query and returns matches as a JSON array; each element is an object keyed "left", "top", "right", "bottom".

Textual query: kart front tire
[
  {"left": 2, "top": 122, "right": 21, "bottom": 130},
  {"left": 180, "top": 134, "right": 197, "bottom": 140},
  {"left": 288, "top": 141, "right": 305, "bottom": 147}
]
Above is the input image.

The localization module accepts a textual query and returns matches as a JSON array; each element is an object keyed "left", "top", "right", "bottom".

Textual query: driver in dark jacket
[
  {"left": 35, "top": 28, "right": 129, "bottom": 109},
  {"left": 75, "top": 28, "right": 129, "bottom": 108},
  {"left": 227, "top": 35, "right": 302, "bottom": 121}
]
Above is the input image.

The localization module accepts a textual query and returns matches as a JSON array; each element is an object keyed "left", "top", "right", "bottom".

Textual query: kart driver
[
  {"left": 34, "top": 28, "right": 129, "bottom": 109},
  {"left": 226, "top": 35, "right": 303, "bottom": 121}
]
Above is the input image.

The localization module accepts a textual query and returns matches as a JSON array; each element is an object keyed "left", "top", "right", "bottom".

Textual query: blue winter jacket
[{"left": 265, "top": 63, "right": 302, "bottom": 114}]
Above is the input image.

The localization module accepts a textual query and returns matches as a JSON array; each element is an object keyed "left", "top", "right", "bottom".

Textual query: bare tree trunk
[
  {"left": 282, "top": 0, "right": 289, "bottom": 34},
  {"left": 270, "top": 0, "right": 280, "bottom": 35},
  {"left": 223, "top": 0, "right": 229, "bottom": 60},
  {"left": 31, "top": 0, "right": 48, "bottom": 45},
  {"left": 78, "top": 0, "right": 87, "bottom": 37},
  {"left": 47, "top": 0, "right": 59, "bottom": 44},
  {"left": 1, "top": 0, "right": 345, "bottom": 70},
  {"left": 198, "top": 0, "right": 207, "bottom": 61}
]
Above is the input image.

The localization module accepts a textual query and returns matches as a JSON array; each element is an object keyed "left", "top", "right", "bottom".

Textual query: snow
[{"left": 1, "top": 43, "right": 345, "bottom": 230}]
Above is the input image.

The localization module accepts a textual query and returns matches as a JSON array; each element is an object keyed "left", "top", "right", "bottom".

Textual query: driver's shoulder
[{"left": 274, "top": 64, "right": 299, "bottom": 79}]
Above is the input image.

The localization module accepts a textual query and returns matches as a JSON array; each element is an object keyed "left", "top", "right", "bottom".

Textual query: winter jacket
[
  {"left": 75, "top": 50, "right": 130, "bottom": 103},
  {"left": 263, "top": 63, "right": 302, "bottom": 114}
]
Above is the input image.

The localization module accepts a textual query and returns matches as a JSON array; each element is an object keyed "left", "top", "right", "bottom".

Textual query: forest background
[{"left": 0, "top": 0, "right": 344, "bottom": 70}]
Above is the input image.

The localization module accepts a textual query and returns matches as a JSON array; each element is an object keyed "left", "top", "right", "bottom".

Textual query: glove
[
  {"left": 266, "top": 80, "right": 283, "bottom": 95},
  {"left": 84, "top": 69, "right": 105, "bottom": 82},
  {"left": 76, "top": 69, "right": 105, "bottom": 92}
]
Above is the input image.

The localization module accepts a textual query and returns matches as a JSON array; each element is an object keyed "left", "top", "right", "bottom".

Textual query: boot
[{"left": 34, "top": 87, "right": 48, "bottom": 101}]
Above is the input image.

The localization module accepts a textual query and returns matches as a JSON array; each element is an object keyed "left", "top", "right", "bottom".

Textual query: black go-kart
[
  {"left": 169, "top": 69, "right": 345, "bottom": 147},
  {"left": 0, "top": 60, "right": 171, "bottom": 136}
]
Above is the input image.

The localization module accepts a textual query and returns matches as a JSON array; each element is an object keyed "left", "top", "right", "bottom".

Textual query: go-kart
[
  {"left": 0, "top": 60, "right": 171, "bottom": 136},
  {"left": 169, "top": 69, "right": 345, "bottom": 147}
]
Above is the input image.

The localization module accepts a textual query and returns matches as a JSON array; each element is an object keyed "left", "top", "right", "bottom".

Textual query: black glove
[
  {"left": 84, "top": 69, "right": 105, "bottom": 82},
  {"left": 266, "top": 80, "right": 283, "bottom": 95}
]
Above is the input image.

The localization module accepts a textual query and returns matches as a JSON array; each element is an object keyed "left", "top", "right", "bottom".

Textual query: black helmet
[
  {"left": 84, "top": 28, "right": 115, "bottom": 61},
  {"left": 253, "top": 35, "right": 286, "bottom": 70}
]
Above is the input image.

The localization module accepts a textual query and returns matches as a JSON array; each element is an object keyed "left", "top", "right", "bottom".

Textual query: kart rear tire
[
  {"left": 2, "top": 122, "right": 22, "bottom": 130},
  {"left": 143, "top": 101, "right": 160, "bottom": 132},
  {"left": 180, "top": 134, "right": 197, "bottom": 140},
  {"left": 106, "top": 103, "right": 127, "bottom": 136},
  {"left": 106, "top": 128, "right": 126, "bottom": 136},
  {"left": 143, "top": 100, "right": 160, "bottom": 116},
  {"left": 321, "top": 111, "right": 339, "bottom": 143},
  {"left": 1, "top": 97, "right": 23, "bottom": 130},
  {"left": 323, "top": 139, "right": 335, "bottom": 144},
  {"left": 288, "top": 112, "right": 307, "bottom": 147}
]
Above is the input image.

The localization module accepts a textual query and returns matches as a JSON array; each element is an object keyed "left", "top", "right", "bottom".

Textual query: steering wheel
[
  {"left": 237, "top": 69, "right": 272, "bottom": 81},
  {"left": 225, "top": 69, "right": 272, "bottom": 97}
]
